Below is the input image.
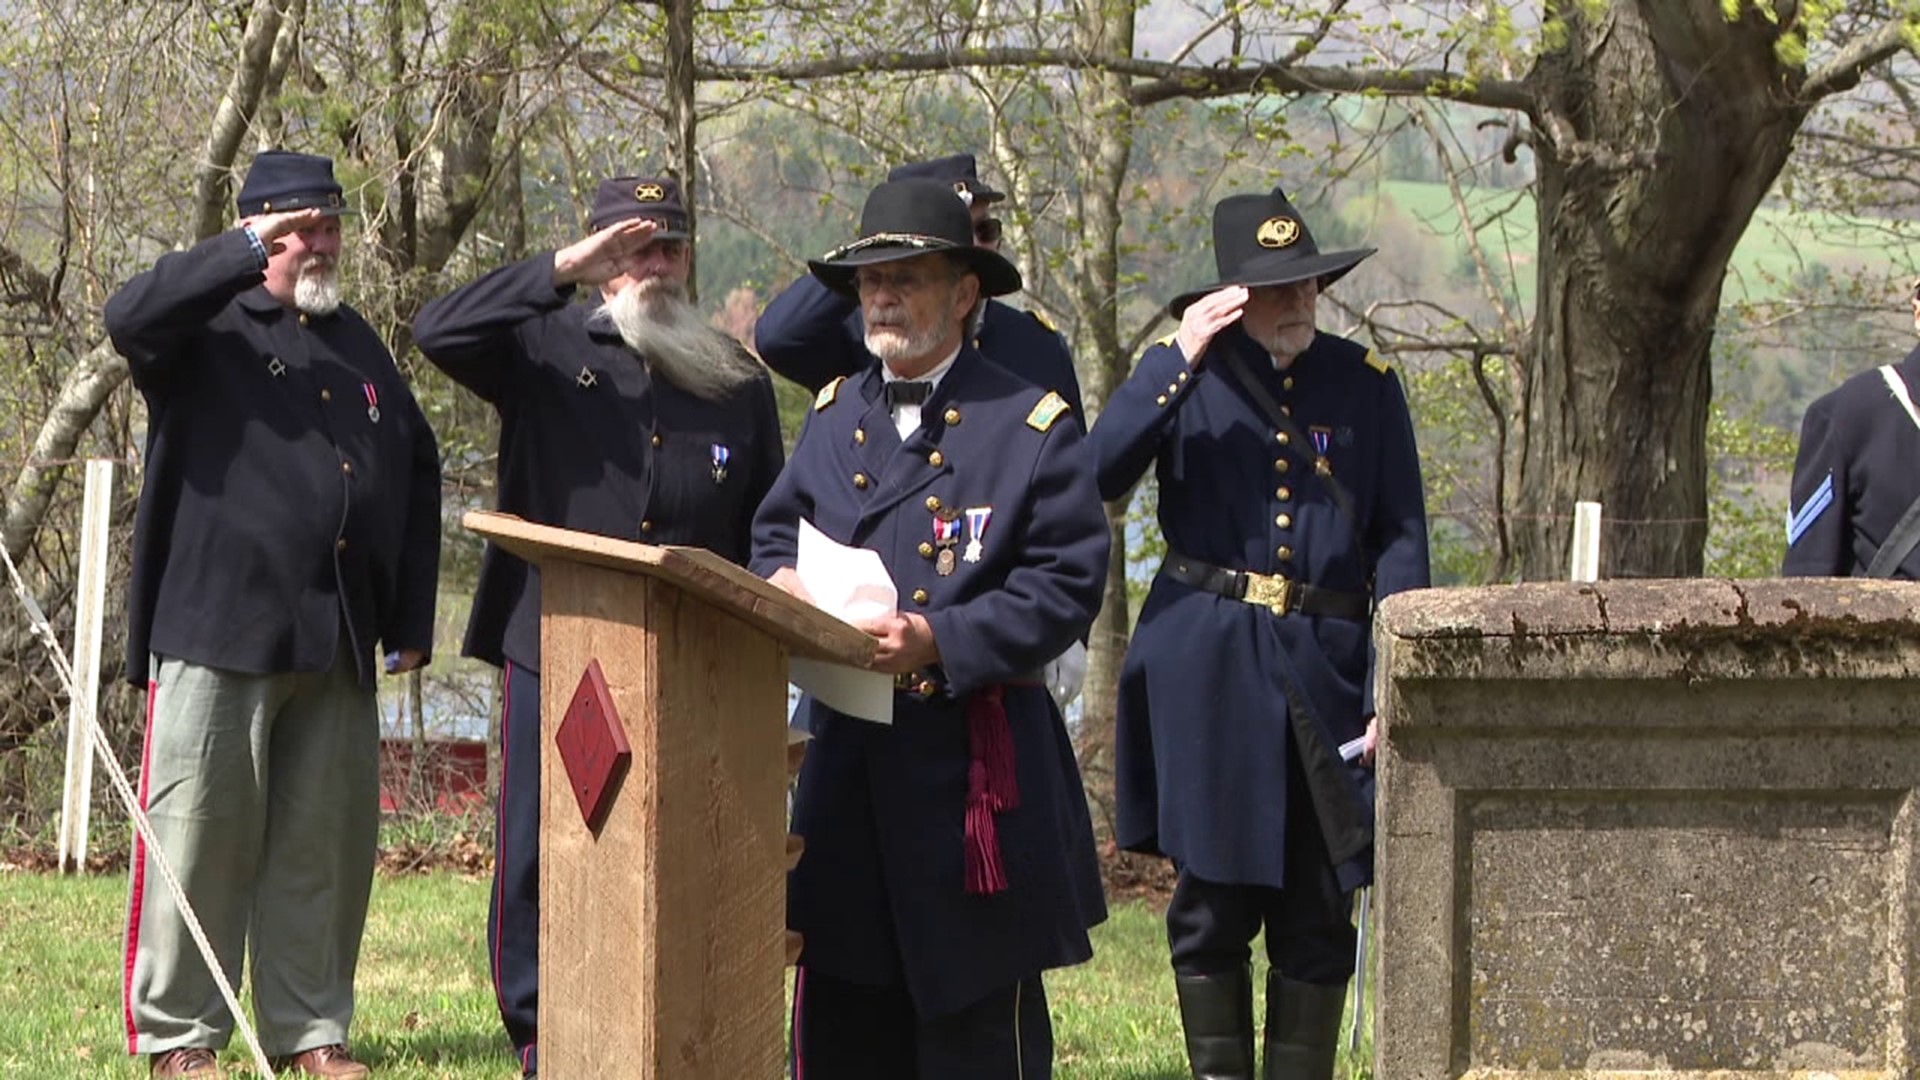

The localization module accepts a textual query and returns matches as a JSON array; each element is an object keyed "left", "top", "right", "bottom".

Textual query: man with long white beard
[
  {"left": 412, "top": 175, "right": 781, "bottom": 1080},
  {"left": 106, "top": 150, "right": 442, "bottom": 1079}
]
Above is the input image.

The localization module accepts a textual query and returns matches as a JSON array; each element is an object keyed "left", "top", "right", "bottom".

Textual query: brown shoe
[
  {"left": 150, "top": 1047, "right": 224, "bottom": 1078},
  {"left": 269, "top": 1044, "right": 371, "bottom": 1079}
]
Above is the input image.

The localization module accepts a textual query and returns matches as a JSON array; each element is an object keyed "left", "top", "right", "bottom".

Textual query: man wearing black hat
[
  {"left": 106, "top": 150, "right": 441, "bottom": 1079},
  {"left": 1089, "top": 188, "right": 1429, "bottom": 1080},
  {"left": 1783, "top": 274, "right": 1920, "bottom": 579},
  {"left": 752, "top": 177, "right": 1107, "bottom": 1078},
  {"left": 412, "top": 175, "right": 782, "bottom": 1079}
]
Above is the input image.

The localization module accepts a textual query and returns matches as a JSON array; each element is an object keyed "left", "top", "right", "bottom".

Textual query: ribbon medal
[
  {"left": 933, "top": 510, "right": 962, "bottom": 576},
  {"left": 1309, "top": 425, "right": 1331, "bottom": 456},
  {"left": 363, "top": 382, "right": 381, "bottom": 424},
  {"left": 710, "top": 443, "right": 730, "bottom": 485},
  {"left": 963, "top": 506, "right": 992, "bottom": 564}
]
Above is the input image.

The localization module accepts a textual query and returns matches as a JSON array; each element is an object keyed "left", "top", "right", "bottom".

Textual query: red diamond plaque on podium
[{"left": 555, "top": 658, "right": 631, "bottom": 832}]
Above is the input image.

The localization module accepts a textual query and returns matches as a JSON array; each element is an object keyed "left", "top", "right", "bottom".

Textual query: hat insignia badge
[
  {"left": 952, "top": 181, "right": 973, "bottom": 207},
  {"left": 1256, "top": 216, "right": 1300, "bottom": 249},
  {"left": 635, "top": 183, "right": 666, "bottom": 202}
]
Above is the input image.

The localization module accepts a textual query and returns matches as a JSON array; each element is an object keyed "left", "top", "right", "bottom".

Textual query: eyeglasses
[
  {"left": 973, "top": 218, "right": 1003, "bottom": 245},
  {"left": 854, "top": 266, "right": 940, "bottom": 295}
]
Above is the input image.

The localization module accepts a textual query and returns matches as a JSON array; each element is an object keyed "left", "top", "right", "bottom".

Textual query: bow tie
[{"left": 883, "top": 381, "right": 933, "bottom": 408}]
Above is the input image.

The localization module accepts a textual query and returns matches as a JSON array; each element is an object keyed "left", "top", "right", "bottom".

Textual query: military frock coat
[
  {"left": 1091, "top": 327, "right": 1430, "bottom": 891},
  {"left": 106, "top": 229, "right": 441, "bottom": 688},
  {"left": 753, "top": 272, "right": 1085, "bottom": 423},
  {"left": 413, "top": 254, "right": 784, "bottom": 673},
  {"left": 750, "top": 349, "right": 1107, "bottom": 1017},
  {"left": 1784, "top": 345, "right": 1920, "bottom": 578}
]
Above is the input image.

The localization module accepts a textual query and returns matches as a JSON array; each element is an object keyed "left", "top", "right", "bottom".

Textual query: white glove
[{"left": 1044, "top": 640, "right": 1088, "bottom": 711}]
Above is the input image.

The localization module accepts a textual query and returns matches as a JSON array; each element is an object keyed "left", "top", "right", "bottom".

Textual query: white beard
[
  {"left": 1252, "top": 321, "right": 1316, "bottom": 365},
  {"left": 593, "top": 279, "right": 761, "bottom": 402},
  {"left": 294, "top": 259, "right": 341, "bottom": 316},
  {"left": 863, "top": 299, "right": 952, "bottom": 365}
]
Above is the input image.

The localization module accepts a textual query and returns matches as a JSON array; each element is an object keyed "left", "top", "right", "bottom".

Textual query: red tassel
[
  {"left": 964, "top": 766, "right": 1008, "bottom": 895},
  {"left": 968, "top": 685, "right": 1020, "bottom": 811}
]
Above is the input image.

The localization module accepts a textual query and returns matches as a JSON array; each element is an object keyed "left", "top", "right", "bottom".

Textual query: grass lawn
[{"left": 0, "top": 869, "right": 1371, "bottom": 1078}]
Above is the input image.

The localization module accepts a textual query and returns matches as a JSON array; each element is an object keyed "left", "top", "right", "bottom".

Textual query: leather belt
[
  {"left": 1163, "top": 554, "right": 1371, "bottom": 620},
  {"left": 893, "top": 668, "right": 1044, "bottom": 698}
]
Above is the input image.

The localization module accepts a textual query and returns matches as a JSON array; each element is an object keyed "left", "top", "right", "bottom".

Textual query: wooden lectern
[{"left": 465, "top": 511, "right": 875, "bottom": 1079}]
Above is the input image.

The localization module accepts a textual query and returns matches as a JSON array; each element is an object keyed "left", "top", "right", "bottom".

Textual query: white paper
[
  {"left": 789, "top": 519, "right": 896, "bottom": 724},
  {"left": 1338, "top": 734, "right": 1369, "bottom": 762}
]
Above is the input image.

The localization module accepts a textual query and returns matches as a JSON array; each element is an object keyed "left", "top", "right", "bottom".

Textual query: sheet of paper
[{"left": 789, "top": 519, "right": 895, "bottom": 724}]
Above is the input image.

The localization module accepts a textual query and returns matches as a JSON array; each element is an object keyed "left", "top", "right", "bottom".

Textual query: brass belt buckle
[{"left": 1242, "top": 571, "right": 1294, "bottom": 617}]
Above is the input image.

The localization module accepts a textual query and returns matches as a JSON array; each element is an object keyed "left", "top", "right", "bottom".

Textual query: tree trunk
[
  {"left": 191, "top": 0, "right": 299, "bottom": 242},
  {"left": 1064, "top": 0, "right": 1136, "bottom": 825},
  {"left": 1514, "top": 1, "right": 1806, "bottom": 579},
  {"left": 664, "top": 0, "right": 699, "bottom": 299}
]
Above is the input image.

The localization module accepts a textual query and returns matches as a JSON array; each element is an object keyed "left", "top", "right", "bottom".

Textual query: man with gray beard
[
  {"left": 412, "top": 175, "right": 782, "bottom": 1080},
  {"left": 108, "top": 150, "right": 441, "bottom": 1079}
]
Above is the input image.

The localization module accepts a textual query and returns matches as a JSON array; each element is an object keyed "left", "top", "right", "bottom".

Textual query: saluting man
[
  {"left": 413, "top": 176, "right": 783, "bottom": 1080},
  {"left": 1090, "top": 187, "right": 1430, "bottom": 1080},
  {"left": 1784, "top": 274, "right": 1920, "bottom": 578},
  {"left": 108, "top": 150, "right": 441, "bottom": 1080},
  {"left": 752, "top": 178, "right": 1108, "bottom": 1079}
]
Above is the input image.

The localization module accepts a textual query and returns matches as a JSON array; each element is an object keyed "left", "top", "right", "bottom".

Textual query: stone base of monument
[{"left": 1375, "top": 579, "right": 1920, "bottom": 1080}]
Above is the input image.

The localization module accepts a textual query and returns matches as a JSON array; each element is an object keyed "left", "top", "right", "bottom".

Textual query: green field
[{"left": 0, "top": 869, "right": 1373, "bottom": 1079}]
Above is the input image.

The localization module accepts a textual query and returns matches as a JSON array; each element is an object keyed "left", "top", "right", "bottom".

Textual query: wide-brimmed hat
[
  {"left": 236, "top": 150, "right": 351, "bottom": 217},
  {"left": 808, "top": 179, "right": 1022, "bottom": 298},
  {"left": 888, "top": 154, "right": 1004, "bottom": 207},
  {"left": 588, "top": 176, "right": 690, "bottom": 239},
  {"left": 1168, "top": 187, "right": 1375, "bottom": 317}
]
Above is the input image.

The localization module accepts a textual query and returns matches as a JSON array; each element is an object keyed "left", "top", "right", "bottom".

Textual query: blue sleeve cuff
[{"left": 241, "top": 225, "right": 270, "bottom": 269}]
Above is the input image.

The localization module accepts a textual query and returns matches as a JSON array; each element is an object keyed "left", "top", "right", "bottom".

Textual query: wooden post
[
  {"left": 58, "top": 459, "right": 113, "bottom": 874},
  {"left": 1569, "top": 501, "right": 1603, "bottom": 583}
]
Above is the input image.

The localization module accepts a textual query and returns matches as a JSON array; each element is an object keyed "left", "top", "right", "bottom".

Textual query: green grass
[{"left": 0, "top": 869, "right": 1372, "bottom": 1078}]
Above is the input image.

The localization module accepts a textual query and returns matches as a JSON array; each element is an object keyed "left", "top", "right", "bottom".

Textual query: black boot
[
  {"left": 1175, "top": 966, "right": 1255, "bottom": 1080},
  {"left": 1261, "top": 973, "right": 1347, "bottom": 1080}
]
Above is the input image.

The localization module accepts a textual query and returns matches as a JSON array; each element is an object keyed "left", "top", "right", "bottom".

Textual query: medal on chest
[
  {"left": 932, "top": 510, "right": 962, "bottom": 576},
  {"left": 710, "top": 443, "right": 730, "bottom": 485},
  {"left": 362, "top": 382, "right": 381, "bottom": 424},
  {"left": 963, "top": 505, "right": 993, "bottom": 564}
]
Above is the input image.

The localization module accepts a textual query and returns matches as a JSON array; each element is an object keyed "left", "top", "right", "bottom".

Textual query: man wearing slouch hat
[
  {"left": 1089, "top": 187, "right": 1430, "bottom": 1080},
  {"left": 108, "top": 149, "right": 442, "bottom": 1079},
  {"left": 753, "top": 177, "right": 1107, "bottom": 1079}
]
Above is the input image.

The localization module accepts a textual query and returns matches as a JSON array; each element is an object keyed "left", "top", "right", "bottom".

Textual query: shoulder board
[
  {"left": 1363, "top": 349, "right": 1390, "bottom": 375},
  {"left": 814, "top": 376, "right": 845, "bottom": 412},
  {"left": 1026, "top": 391, "right": 1071, "bottom": 433},
  {"left": 1028, "top": 308, "right": 1059, "bottom": 334},
  {"left": 1155, "top": 332, "right": 1178, "bottom": 349}
]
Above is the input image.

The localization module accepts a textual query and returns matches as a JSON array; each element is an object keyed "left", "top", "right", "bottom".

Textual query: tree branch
[
  {"left": 191, "top": 0, "right": 299, "bottom": 241},
  {"left": 1, "top": 340, "right": 129, "bottom": 562},
  {"left": 1800, "top": 14, "right": 1916, "bottom": 104}
]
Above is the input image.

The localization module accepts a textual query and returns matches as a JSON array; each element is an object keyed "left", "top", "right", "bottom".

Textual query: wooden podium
[{"left": 465, "top": 511, "right": 875, "bottom": 1079}]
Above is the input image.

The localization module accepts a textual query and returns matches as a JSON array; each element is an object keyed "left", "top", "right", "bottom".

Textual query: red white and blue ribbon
[
  {"left": 963, "top": 506, "right": 992, "bottom": 563},
  {"left": 363, "top": 382, "right": 381, "bottom": 423}
]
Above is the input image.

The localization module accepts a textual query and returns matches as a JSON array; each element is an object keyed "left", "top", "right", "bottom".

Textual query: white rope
[
  {"left": 0, "top": 544, "right": 276, "bottom": 1078},
  {"left": 1879, "top": 365, "right": 1920, "bottom": 433}
]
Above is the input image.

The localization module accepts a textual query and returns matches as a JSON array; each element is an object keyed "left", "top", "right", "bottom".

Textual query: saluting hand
[
  {"left": 1175, "top": 285, "right": 1249, "bottom": 368},
  {"left": 853, "top": 612, "right": 939, "bottom": 675},
  {"left": 553, "top": 218, "right": 660, "bottom": 289},
  {"left": 248, "top": 208, "right": 329, "bottom": 253}
]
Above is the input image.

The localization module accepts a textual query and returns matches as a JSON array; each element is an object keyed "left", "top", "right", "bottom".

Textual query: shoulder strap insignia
[
  {"left": 1155, "top": 332, "right": 1178, "bottom": 349},
  {"left": 1363, "top": 348, "right": 1390, "bottom": 375},
  {"left": 1026, "top": 391, "right": 1071, "bottom": 433},
  {"left": 1029, "top": 308, "right": 1059, "bottom": 334},
  {"left": 814, "top": 376, "right": 845, "bottom": 412}
]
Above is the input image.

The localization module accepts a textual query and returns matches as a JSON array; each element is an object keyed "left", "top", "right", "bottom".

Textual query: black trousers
[
  {"left": 1166, "top": 747, "right": 1358, "bottom": 987},
  {"left": 488, "top": 663, "right": 540, "bottom": 1075},
  {"left": 791, "top": 968, "right": 1053, "bottom": 1080}
]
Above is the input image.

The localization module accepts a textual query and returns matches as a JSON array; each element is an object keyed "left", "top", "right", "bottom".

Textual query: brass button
[
  {"left": 1178, "top": 371, "right": 1189, "bottom": 383},
  {"left": 854, "top": 473, "right": 870, "bottom": 490},
  {"left": 925, "top": 495, "right": 942, "bottom": 512},
  {"left": 1274, "top": 459, "right": 1290, "bottom": 474},
  {"left": 320, "top": 389, "right": 331, "bottom": 403},
  {"left": 918, "top": 542, "right": 935, "bottom": 558},
  {"left": 1281, "top": 405, "right": 1291, "bottom": 416},
  {"left": 1277, "top": 486, "right": 1292, "bottom": 501},
  {"left": 1278, "top": 546, "right": 1294, "bottom": 561},
  {"left": 1155, "top": 394, "right": 1168, "bottom": 406},
  {"left": 855, "top": 428, "right": 867, "bottom": 445},
  {"left": 911, "top": 588, "right": 929, "bottom": 605},
  {"left": 1277, "top": 514, "right": 1293, "bottom": 529},
  {"left": 1167, "top": 383, "right": 1180, "bottom": 394},
  {"left": 1277, "top": 432, "right": 1290, "bottom": 447},
  {"left": 917, "top": 679, "right": 937, "bottom": 698},
  {"left": 651, "top": 433, "right": 664, "bottom": 448},
  {"left": 944, "top": 408, "right": 962, "bottom": 426},
  {"left": 298, "top": 313, "right": 310, "bottom": 327},
  {"left": 928, "top": 450, "right": 944, "bottom": 468},
  {"left": 1283, "top": 377, "right": 1294, "bottom": 390},
  {"left": 335, "top": 537, "right": 348, "bottom": 552},
  {"left": 340, "top": 460, "right": 353, "bottom": 476},
  {"left": 640, "top": 519, "right": 654, "bottom": 534}
]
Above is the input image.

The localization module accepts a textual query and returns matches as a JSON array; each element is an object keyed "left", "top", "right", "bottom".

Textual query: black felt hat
[
  {"left": 888, "top": 154, "right": 1004, "bottom": 207},
  {"left": 588, "top": 176, "right": 690, "bottom": 239},
  {"left": 1168, "top": 187, "right": 1374, "bottom": 317},
  {"left": 236, "top": 151, "right": 350, "bottom": 217},
  {"left": 808, "top": 179, "right": 1022, "bottom": 298}
]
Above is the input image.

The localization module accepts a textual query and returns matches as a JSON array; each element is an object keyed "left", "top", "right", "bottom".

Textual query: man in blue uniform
[
  {"left": 1090, "top": 187, "right": 1430, "bottom": 1080},
  {"left": 413, "top": 175, "right": 782, "bottom": 1079},
  {"left": 1784, "top": 275, "right": 1920, "bottom": 578},
  {"left": 752, "top": 178, "right": 1107, "bottom": 1079},
  {"left": 108, "top": 150, "right": 441, "bottom": 1080}
]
